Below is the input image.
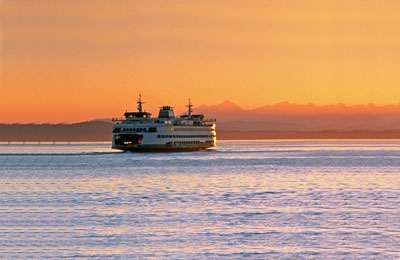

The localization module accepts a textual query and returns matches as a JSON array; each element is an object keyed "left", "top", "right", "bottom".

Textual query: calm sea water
[{"left": 0, "top": 140, "right": 399, "bottom": 259}]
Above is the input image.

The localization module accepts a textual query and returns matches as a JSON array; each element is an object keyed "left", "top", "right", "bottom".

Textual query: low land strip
[{"left": 1, "top": 122, "right": 400, "bottom": 141}]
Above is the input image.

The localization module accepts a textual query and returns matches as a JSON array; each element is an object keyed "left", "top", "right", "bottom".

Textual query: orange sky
[{"left": 1, "top": 0, "right": 400, "bottom": 123}]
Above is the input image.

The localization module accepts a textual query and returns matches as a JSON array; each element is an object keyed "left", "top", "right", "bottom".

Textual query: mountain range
[
  {"left": 197, "top": 101, "right": 400, "bottom": 117},
  {"left": 2, "top": 101, "right": 400, "bottom": 141},
  {"left": 194, "top": 101, "right": 400, "bottom": 131}
]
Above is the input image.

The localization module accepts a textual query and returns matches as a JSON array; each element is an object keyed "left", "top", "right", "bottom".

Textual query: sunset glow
[{"left": 1, "top": 0, "right": 400, "bottom": 123}]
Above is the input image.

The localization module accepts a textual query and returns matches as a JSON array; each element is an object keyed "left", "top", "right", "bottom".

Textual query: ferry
[{"left": 112, "top": 95, "right": 216, "bottom": 152}]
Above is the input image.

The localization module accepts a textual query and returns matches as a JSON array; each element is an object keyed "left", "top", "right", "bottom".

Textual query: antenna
[
  {"left": 186, "top": 98, "right": 193, "bottom": 119},
  {"left": 137, "top": 94, "right": 145, "bottom": 113}
]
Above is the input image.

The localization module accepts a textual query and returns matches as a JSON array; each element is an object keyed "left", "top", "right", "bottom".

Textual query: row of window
[
  {"left": 123, "top": 128, "right": 147, "bottom": 132},
  {"left": 173, "top": 128, "right": 212, "bottom": 132},
  {"left": 174, "top": 141, "right": 214, "bottom": 145},
  {"left": 158, "top": 135, "right": 213, "bottom": 138},
  {"left": 114, "top": 127, "right": 157, "bottom": 133}
]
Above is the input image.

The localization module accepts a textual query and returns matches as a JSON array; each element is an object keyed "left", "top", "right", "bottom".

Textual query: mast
[
  {"left": 137, "top": 94, "right": 145, "bottom": 113},
  {"left": 186, "top": 98, "right": 193, "bottom": 119}
]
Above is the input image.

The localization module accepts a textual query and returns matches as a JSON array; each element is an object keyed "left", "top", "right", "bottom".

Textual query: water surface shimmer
[{"left": 0, "top": 141, "right": 399, "bottom": 259}]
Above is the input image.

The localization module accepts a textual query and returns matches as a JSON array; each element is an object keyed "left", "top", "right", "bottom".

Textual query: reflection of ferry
[{"left": 112, "top": 95, "right": 216, "bottom": 152}]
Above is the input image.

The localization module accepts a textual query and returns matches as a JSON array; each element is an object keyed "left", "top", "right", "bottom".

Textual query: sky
[{"left": 1, "top": 0, "right": 400, "bottom": 123}]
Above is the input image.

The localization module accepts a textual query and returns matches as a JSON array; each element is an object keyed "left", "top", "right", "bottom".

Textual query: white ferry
[{"left": 112, "top": 95, "right": 216, "bottom": 152}]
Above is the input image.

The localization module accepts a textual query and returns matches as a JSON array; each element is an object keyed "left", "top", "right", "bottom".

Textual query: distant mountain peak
[
  {"left": 217, "top": 100, "right": 243, "bottom": 109},
  {"left": 221, "top": 100, "right": 236, "bottom": 105},
  {"left": 196, "top": 100, "right": 243, "bottom": 111}
]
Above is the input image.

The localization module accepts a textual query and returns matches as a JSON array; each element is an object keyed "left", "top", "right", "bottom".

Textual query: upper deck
[
  {"left": 112, "top": 96, "right": 215, "bottom": 127},
  {"left": 112, "top": 117, "right": 216, "bottom": 127}
]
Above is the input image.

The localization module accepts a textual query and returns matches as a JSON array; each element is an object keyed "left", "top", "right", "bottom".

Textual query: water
[{"left": 0, "top": 140, "right": 399, "bottom": 259}]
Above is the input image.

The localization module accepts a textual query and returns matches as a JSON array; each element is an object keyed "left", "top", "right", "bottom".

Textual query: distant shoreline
[
  {"left": 0, "top": 127, "right": 400, "bottom": 143},
  {"left": 2, "top": 137, "right": 400, "bottom": 144},
  {"left": 1, "top": 122, "right": 400, "bottom": 142},
  {"left": 217, "top": 130, "right": 400, "bottom": 140}
]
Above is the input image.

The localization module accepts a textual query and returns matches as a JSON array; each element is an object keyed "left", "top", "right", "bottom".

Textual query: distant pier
[{"left": 4, "top": 141, "right": 73, "bottom": 145}]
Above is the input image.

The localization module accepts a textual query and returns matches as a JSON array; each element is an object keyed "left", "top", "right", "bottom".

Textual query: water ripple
[{"left": 0, "top": 141, "right": 399, "bottom": 259}]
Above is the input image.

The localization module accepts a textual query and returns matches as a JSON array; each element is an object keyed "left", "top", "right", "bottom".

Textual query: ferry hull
[{"left": 112, "top": 144, "right": 214, "bottom": 152}]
